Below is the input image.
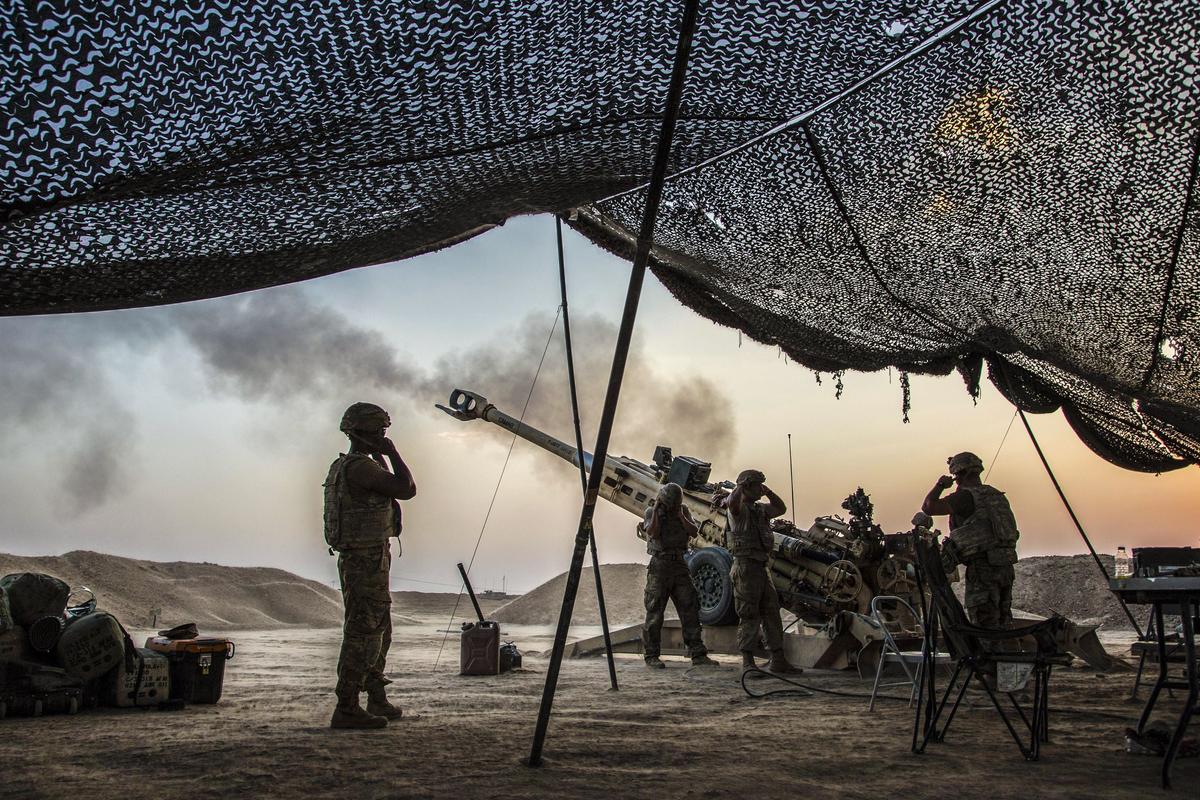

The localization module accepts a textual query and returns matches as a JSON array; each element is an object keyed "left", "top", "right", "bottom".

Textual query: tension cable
[{"left": 432, "top": 308, "right": 563, "bottom": 671}]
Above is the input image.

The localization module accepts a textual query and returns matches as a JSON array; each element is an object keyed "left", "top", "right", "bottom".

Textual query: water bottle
[{"left": 1115, "top": 546, "right": 1132, "bottom": 579}]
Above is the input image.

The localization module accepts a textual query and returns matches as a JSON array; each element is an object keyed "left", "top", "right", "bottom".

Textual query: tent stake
[
  {"left": 556, "top": 214, "right": 619, "bottom": 691},
  {"left": 526, "top": 0, "right": 701, "bottom": 767}
]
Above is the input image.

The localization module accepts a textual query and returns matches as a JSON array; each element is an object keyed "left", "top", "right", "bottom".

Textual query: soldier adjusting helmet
[
  {"left": 656, "top": 482, "right": 683, "bottom": 511},
  {"left": 736, "top": 469, "right": 765, "bottom": 486},
  {"left": 340, "top": 402, "right": 391, "bottom": 434},
  {"left": 947, "top": 451, "right": 984, "bottom": 477}
]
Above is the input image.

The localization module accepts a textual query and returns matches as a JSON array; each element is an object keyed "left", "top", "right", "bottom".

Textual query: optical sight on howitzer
[{"left": 438, "top": 388, "right": 1116, "bottom": 671}]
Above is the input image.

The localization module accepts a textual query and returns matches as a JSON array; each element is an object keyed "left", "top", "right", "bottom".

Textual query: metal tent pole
[
  {"left": 1014, "top": 406, "right": 1145, "bottom": 638},
  {"left": 995, "top": 358, "right": 1144, "bottom": 638},
  {"left": 526, "top": 0, "right": 701, "bottom": 766},
  {"left": 556, "top": 215, "right": 619, "bottom": 691},
  {"left": 787, "top": 432, "right": 796, "bottom": 524}
]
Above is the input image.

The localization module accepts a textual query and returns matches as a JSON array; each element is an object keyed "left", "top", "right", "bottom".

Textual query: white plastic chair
[{"left": 868, "top": 594, "right": 950, "bottom": 712}]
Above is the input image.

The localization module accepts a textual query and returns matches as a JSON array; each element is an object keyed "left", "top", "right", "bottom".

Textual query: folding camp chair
[
  {"left": 1131, "top": 607, "right": 1185, "bottom": 701},
  {"left": 910, "top": 538, "right": 1073, "bottom": 761},
  {"left": 867, "top": 594, "right": 951, "bottom": 711}
]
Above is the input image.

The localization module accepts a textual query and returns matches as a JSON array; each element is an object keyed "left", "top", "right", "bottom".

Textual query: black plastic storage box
[{"left": 144, "top": 636, "right": 234, "bottom": 704}]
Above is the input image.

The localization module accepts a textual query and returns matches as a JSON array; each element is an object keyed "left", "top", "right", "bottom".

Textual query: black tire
[{"left": 686, "top": 547, "right": 738, "bottom": 626}]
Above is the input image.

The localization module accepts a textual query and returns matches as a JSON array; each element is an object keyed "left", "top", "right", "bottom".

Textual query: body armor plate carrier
[
  {"left": 946, "top": 484, "right": 1019, "bottom": 565},
  {"left": 727, "top": 503, "right": 774, "bottom": 561},
  {"left": 323, "top": 454, "right": 398, "bottom": 552}
]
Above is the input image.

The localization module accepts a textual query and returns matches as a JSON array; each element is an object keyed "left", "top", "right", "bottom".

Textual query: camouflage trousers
[
  {"left": 731, "top": 557, "right": 784, "bottom": 653},
  {"left": 964, "top": 559, "right": 1014, "bottom": 629},
  {"left": 336, "top": 543, "right": 392, "bottom": 699},
  {"left": 642, "top": 555, "right": 707, "bottom": 659}
]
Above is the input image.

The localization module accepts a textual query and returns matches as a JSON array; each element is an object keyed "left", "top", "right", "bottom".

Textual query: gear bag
[{"left": 0, "top": 573, "right": 70, "bottom": 627}]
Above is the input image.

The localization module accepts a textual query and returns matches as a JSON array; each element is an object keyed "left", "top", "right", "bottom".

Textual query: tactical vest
[
  {"left": 323, "top": 454, "right": 397, "bottom": 552},
  {"left": 727, "top": 502, "right": 774, "bottom": 561},
  {"left": 947, "top": 484, "right": 1019, "bottom": 565},
  {"left": 646, "top": 511, "right": 690, "bottom": 556}
]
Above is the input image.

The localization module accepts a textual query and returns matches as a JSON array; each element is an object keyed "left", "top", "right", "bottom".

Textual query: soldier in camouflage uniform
[
  {"left": 922, "top": 451, "right": 1020, "bottom": 628},
  {"left": 639, "top": 483, "right": 718, "bottom": 669},
  {"left": 726, "top": 469, "right": 799, "bottom": 675},
  {"left": 323, "top": 402, "right": 416, "bottom": 729}
]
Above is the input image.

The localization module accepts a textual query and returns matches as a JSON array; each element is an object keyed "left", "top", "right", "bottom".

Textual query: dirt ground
[{"left": 3, "top": 614, "right": 1195, "bottom": 800}]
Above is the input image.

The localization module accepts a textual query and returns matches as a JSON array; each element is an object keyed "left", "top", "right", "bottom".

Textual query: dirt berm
[
  {"left": 495, "top": 555, "right": 1137, "bottom": 630},
  {"left": 493, "top": 563, "right": 662, "bottom": 626},
  {"left": 0, "top": 550, "right": 347, "bottom": 629}
]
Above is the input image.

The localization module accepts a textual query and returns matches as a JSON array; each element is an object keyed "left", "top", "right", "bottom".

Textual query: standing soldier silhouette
[
  {"left": 922, "top": 451, "right": 1020, "bottom": 628},
  {"left": 323, "top": 402, "right": 416, "bottom": 729},
  {"left": 639, "top": 482, "right": 719, "bottom": 669},
  {"left": 726, "top": 469, "right": 800, "bottom": 675}
]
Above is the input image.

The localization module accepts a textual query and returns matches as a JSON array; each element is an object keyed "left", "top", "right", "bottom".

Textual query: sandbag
[
  {"left": 0, "top": 625, "right": 36, "bottom": 666},
  {"left": 56, "top": 612, "right": 125, "bottom": 682},
  {"left": 0, "top": 587, "right": 12, "bottom": 635},
  {"left": 0, "top": 573, "right": 70, "bottom": 627}
]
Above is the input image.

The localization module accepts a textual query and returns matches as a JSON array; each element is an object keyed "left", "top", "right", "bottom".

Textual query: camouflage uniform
[
  {"left": 940, "top": 483, "right": 1020, "bottom": 628},
  {"left": 324, "top": 446, "right": 400, "bottom": 704},
  {"left": 336, "top": 542, "right": 394, "bottom": 697},
  {"left": 641, "top": 501, "right": 707, "bottom": 660},
  {"left": 727, "top": 501, "right": 784, "bottom": 653}
]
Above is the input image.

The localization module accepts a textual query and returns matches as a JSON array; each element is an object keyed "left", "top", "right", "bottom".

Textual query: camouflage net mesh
[{"left": 2, "top": 1, "right": 1198, "bottom": 471}]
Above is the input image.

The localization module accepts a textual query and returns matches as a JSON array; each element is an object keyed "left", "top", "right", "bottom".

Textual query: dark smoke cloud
[
  {"left": 421, "top": 312, "right": 736, "bottom": 465},
  {"left": 171, "top": 290, "right": 416, "bottom": 401},
  {"left": 0, "top": 315, "right": 146, "bottom": 516},
  {"left": 0, "top": 288, "right": 734, "bottom": 514}
]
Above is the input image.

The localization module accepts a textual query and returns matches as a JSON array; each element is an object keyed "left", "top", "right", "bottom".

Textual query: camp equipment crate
[
  {"left": 105, "top": 648, "right": 171, "bottom": 707},
  {"left": 144, "top": 636, "right": 234, "bottom": 704}
]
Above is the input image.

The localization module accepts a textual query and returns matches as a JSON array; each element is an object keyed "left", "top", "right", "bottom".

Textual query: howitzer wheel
[
  {"left": 821, "top": 560, "right": 863, "bottom": 604},
  {"left": 875, "top": 557, "right": 917, "bottom": 598},
  {"left": 687, "top": 547, "right": 738, "bottom": 626}
]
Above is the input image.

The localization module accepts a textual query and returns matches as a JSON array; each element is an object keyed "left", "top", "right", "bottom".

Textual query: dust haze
[{"left": 0, "top": 289, "right": 734, "bottom": 513}]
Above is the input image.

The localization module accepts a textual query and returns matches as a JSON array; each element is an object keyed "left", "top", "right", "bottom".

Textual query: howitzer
[
  {"left": 438, "top": 389, "right": 921, "bottom": 643},
  {"left": 438, "top": 388, "right": 1117, "bottom": 672}
]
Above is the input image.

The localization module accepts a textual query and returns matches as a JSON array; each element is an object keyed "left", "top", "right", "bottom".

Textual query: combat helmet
[
  {"left": 736, "top": 469, "right": 765, "bottom": 486},
  {"left": 339, "top": 402, "right": 391, "bottom": 433},
  {"left": 656, "top": 482, "right": 683, "bottom": 510},
  {"left": 947, "top": 451, "right": 984, "bottom": 477}
]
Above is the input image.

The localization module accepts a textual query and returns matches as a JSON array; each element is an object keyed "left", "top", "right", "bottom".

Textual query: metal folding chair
[
  {"left": 910, "top": 538, "right": 1072, "bottom": 761},
  {"left": 867, "top": 595, "right": 951, "bottom": 711}
]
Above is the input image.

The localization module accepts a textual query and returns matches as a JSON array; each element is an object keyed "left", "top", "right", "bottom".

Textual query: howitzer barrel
[{"left": 439, "top": 389, "right": 593, "bottom": 473}]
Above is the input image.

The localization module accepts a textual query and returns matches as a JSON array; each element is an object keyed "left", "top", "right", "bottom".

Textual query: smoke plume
[
  {"left": 170, "top": 290, "right": 415, "bottom": 401},
  {"left": 0, "top": 287, "right": 735, "bottom": 514},
  {"left": 421, "top": 312, "right": 736, "bottom": 464},
  {"left": 0, "top": 315, "right": 144, "bottom": 515}
]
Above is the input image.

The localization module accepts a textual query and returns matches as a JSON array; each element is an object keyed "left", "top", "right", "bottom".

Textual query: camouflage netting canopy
[{"left": 2, "top": 1, "right": 1199, "bottom": 471}]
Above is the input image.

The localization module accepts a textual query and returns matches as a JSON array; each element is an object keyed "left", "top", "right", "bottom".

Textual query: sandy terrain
[
  {"left": 3, "top": 606, "right": 1195, "bottom": 799},
  {"left": 4, "top": 552, "right": 1192, "bottom": 798}
]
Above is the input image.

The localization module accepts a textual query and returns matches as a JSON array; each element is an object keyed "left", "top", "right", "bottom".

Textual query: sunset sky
[{"left": 1, "top": 214, "right": 1196, "bottom": 594}]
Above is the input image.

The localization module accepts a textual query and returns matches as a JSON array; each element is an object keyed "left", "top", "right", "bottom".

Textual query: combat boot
[
  {"left": 741, "top": 650, "right": 767, "bottom": 679},
  {"left": 330, "top": 696, "right": 387, "bottom": 730},
  {"left": 366, "top": 687, "right": 404, "bottom": 720},
  {"left": 691, "top": 654, "right": 719, "bottom": 667},
  {"left": 644, "top": 656, "right": 666, "bottom": 669},
  {"left": 766, "top": 649, "right": 801, "bottom": 675}
]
